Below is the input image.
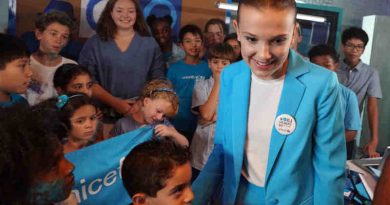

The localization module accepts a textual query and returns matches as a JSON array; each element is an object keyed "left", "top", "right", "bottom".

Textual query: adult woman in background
[{"left": 79, "top": 0, "right": 165, "bottom": 122}]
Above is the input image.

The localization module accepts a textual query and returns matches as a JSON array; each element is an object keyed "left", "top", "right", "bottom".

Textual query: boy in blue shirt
[
  {"left": 309, "top": 44, "right": 361, "bottom": 159},
  {"left": 167, "top": 24, "right": 212, "bottom": 143},
  {"left": 0, "top": 34, "right": 32, "bottom": 108}
]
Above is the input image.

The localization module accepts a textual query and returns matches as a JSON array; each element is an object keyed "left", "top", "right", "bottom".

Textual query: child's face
[
  {"left": 234, "top": 6, "right": 295, "bottom": 80},
  {"left": 180, "top": 33, "right": 202, "bottom": 58},
  {"left": 145, "top": 162, "right": 193, "bottom": 205},
  {"left": 36, "top": 22, "right": 70, "bottom": 55},
  {"left": 111, "top": 0, "right": 136, "bottom": 30},
  {"left": 152, "top": 21, "right": 171, "bottom": 46},
  {"left": 69, "top": 105, "right": 97, "bottom": 141},
  {"left": 142, "top": 98, "right": 173, "bottom": 124},
  {"left": 205, "top": 24, "right": 224, "bottom": 48},
  {"left": 342, "top": 38, "right": 365, "bottom": 65},
  {"left": 226, "top": 38, "right": 241, "bottom": 61},
  {"left": 65, "top": 74, "right": 93, "bottom": 97},
  {"left": 311, "top": 55, "right": 339, "bottom": 71},
  {"left": 29, "top": 144, "right": 74, "bottom": 204},
  {"left": 208, "top": 58, "right": 231, "bottom": 75},
  {"left": 0, "top": 57, "right": 32, "bottom": 94}
]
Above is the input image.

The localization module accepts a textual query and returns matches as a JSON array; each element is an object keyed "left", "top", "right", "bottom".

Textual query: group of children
[{"left": 0, "top": 0, "right": 385, "bottom": 204}]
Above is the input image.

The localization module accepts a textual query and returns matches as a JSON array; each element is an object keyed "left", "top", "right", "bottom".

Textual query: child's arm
[
  {"left": 365, "top": 97, "right": 380, "bottom": 157},
  {"left": 154, "top": 124, "right": 189, "bottom": 146},
  {"left": 198, "top": 79, "right": 220, "bottom": 121}
]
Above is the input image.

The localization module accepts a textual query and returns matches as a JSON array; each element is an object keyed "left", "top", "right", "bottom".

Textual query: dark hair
[
  {"left": 53, "top": 63, "right": 92, "bottom": 90},
  {"left": 35, "top": 10, "right": 75, "bottom": 32},
  {"left": 96, "top": 0, "right": 150, "bottom": 41},
  {"left": 0, "top": 34, "right": 30, "bottom": 70},
  {"left": 224, "top": 32, "right": 238, "bottom": 43},
  {"left": 237, "top": 0, "right": 296, "bottom": 23},
  {"left": 341, "top": 27, "right": 369, "bottom": 46},
  {"left": 179, "top": 24, "right": 203, "bottom": 43},
  {"left": 121, "top": 138, "right": 191, "bottom": 197},
  {"left": 0, "top": 105, "right": 64, "bottom": 203},
  {"left": 146, "top": 14, "right": 173, "bottom": 29},
  {"left": 308, "top": 44, "right": 339, "bottom": 63},
  {"left": 204, "top": 18, "right": 227, "bottom": 35},
  {"left": 37, "top": 94, "right": 97, "bottom": 137},
  {"left": 208, "top": 43, "right": 235, "bottom": 62}
]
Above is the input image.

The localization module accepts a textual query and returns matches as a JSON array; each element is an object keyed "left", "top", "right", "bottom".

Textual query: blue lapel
[
  {"left": 265, "top": 50, "right": 309, "bottom": 184},
  {"left": 231, "top": 61, "right": 251, "bottom": 179}
]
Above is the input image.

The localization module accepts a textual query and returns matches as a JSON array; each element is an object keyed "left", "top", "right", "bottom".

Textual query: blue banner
[{"left": 66, "top": 126, "right": 154, "bottom": 204}]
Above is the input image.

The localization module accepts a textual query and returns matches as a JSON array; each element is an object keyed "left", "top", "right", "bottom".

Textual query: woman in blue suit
[{"left": 192, "top": 0, "right": 346, "bottom": 204}]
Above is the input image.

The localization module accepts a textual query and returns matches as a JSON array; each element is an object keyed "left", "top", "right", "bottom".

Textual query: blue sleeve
[
  {"left": 192, "top": 71, "right": 227, "bottom": 205},
  {"left": 313, "top": 73, "right": 346, "bottom": 205},
  {"left": 344, "top": 89, "right": 362, "bottom": 131}
]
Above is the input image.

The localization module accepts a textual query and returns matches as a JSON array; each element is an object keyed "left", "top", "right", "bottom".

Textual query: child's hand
[
  {"left": 154, "top": 125, "right": 189, "bottom": 146},
  {"left": 154, "top": 124, "right": 176, "bottom": 137}
]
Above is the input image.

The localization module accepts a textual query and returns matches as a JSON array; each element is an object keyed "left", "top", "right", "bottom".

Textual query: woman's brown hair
[{"left": 96, "top": 0, "right": 150, "bottom": 41}]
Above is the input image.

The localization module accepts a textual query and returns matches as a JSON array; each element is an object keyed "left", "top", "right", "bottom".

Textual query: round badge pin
[{"left": 274, "top": 114, "right": 296, "bottom": 135}]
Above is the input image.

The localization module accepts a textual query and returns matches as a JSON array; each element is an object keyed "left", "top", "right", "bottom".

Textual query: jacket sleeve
[
  {"left": 191, "top": 70, "right": 229, "bottom": 205},
  {"left": 313, "top": 72, "right": 346, "bottom": 205}
]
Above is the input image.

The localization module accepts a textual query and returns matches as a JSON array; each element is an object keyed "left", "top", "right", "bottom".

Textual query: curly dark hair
[
  {"left": 96, "top": 0, "right": 150, "bottom": 41},
  {"left": 35, "top": 10, "right": 75, "bottom": 32},
  {"left": 121, "top": 137, "right": 191, "bottom": 197},
  {"left": 36, "top": 93, "right": 97, "bottom": 136},
  {"left": 53, "top": 63, "right": 92, "bottom": 91},
  {"left": 0, "top": 105, "right": 65, "bottom": 204},
  {"left": 0, "top": 34, "right": 30, "bottom": 70}
]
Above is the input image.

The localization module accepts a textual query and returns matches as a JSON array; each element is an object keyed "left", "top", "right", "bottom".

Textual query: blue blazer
[{"left": 192, "top": 50, "right": 346, "bottom": 205}]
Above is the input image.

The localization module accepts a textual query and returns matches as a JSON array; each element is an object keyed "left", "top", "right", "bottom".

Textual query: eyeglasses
[{"left": 345, "top": 43, "right": 365, "bottom": 51}]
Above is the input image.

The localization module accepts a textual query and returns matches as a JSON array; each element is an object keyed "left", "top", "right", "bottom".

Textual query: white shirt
[
  {"left": 26, "top": 56, "right": 76, "bottom": 105},
  {"left": 242, "top": 73, "right": 284, "bottom": 187}
]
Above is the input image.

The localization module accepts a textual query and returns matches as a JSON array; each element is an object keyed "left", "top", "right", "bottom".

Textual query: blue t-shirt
[
  {"left": 339, "top": 85, "right": 361, "bottom": 131},
  {"left": 167, "top": 60, "right": 212, "bottom": 132},
  {"left": 0, "top": 93, "right": 29, "bottom": 108}
]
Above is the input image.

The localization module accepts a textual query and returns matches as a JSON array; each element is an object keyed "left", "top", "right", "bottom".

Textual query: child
[
  {"left": 224, "top": 33, "right": 242, "bottom": 62},
  {"left": 167, "top": 24, "right": 212, "bottom": 142},
  {"left": 40, "top": 93, "right": 99, "bottom": 154},
  {"left": 190, "top": 43, "right": 235, "bottom": 180},
  {"left": 308, "top": 44, "right": 361, "bottom": 159},
  {"left": 0, "top": 34, "right": 32, "bottom": 108},
  {"left": 26, "top": 11, "right": 76, "bottom": 105},
  {"left": 0, "top": 105, "right": 74, "bottom": 204},
  {"left": 337, "top": 27, "right": 382, "bottom": 158},
  {"left": 53, "top": 63, "right": 93, "bottom": 97},
  {"left": 147, "top": 14, "right": 185, "bottom": 67},
  {"left": 110, "top": 79, "right": 188, "bottom": 146},
  {"left": 121, "top": 137, "right": 194, "bottom": 205}
]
